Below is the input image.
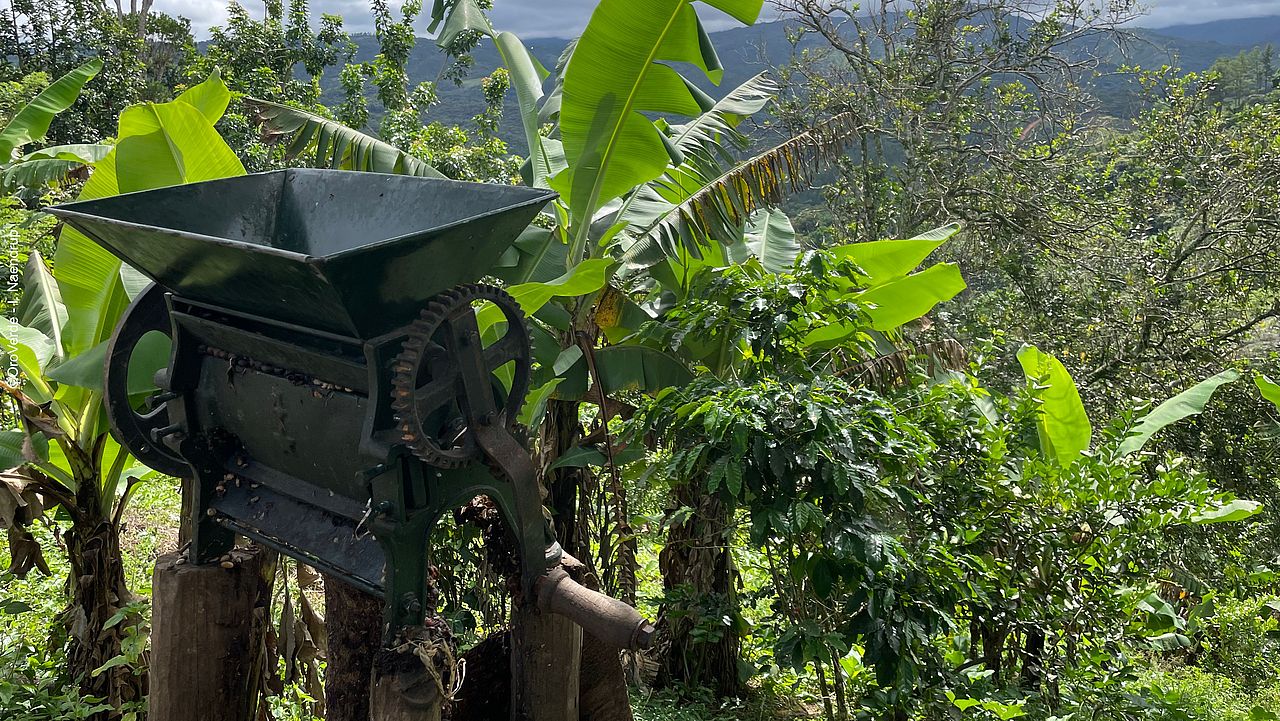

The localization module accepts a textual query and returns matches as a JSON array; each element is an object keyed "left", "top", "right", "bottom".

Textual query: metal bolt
[{"left": 401, "top": 593, "right": 422, "bottom": 615}]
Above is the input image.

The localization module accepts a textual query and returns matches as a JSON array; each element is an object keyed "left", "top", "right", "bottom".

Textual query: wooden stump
[
  {"left": 149, "top": 547, "right": 275, "bottom": 721},
  {"left": 369, "top": 624, "right": 453, "bottom": 721},
  {"left": 325, "top": 575, "right": 385, "bottom": 721},
  {"left": 511, "top": 598, "right": 582, "bottom": 721}
]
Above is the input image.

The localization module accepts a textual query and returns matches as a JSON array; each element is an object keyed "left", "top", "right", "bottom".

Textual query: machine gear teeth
[{"left": 391, "top": 284, "right": 533, "bottom": 469}]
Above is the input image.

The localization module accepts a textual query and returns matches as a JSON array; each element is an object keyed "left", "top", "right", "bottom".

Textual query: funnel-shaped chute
[{"left": 50, "top": 169, "right": 556, "bottom": 338}]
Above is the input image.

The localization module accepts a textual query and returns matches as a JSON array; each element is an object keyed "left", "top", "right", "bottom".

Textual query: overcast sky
[{"left": 153, "top": 0, "right": 1280, "bottom": 38}]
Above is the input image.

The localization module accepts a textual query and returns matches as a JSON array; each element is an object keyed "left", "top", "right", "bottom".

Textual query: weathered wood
[
  {"left": 325, "top": 575, "right": 384, "bottom": 721},
  {"left": 369, "top": 661, "right": 443, "bottom": 721},
  {"left": 451, "top": 632, "right": 512, "bottom": 720},
  {"left": 369, "top": 625, "right": 452, "bottom": 721},
  {"left": 511, "top": 596, "right": 582, "bottom": 721},
  {"left": 561, "top": 556, "right": 635, "bottom": 721},
  {"left": 149, "top": 547, "right": 275, "bottom": 721},
  {"left": 450, "top": 554, "right": 636, "bottom": 721}
]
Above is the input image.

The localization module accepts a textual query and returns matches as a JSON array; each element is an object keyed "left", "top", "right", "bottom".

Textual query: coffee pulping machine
[{"left": 50, "top": 169, "right": 652, "bottom": 649}]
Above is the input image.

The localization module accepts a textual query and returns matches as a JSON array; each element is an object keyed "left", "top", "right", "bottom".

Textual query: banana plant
[
  {"left": 244, "top": 99, "right": 445, "bottom": 177},
  {"left": 255, "top": 0, "right": 860, "bottom": 600},
  {"left": 1016, "top": 343, "right": 1261, "bottom": 522},
  {"left": 0, "top": 72, "right": 244, "bottom": 711},
  {"left": 1254, "top": 373, "right": 1280, "bottom": 411},
  {"left": 0, "top": 58, "right": 111, "bottom": 193}
]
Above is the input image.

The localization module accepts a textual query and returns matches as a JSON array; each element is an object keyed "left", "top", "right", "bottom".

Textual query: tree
[
  {"left": 633, "top": 325, "right": 1259, "bottom": 719},
  {"left": 0, "top": 73, "right": 245, "bottom": 716},
  {"left": 0, "top": 0, "right": 194, "bottom": 144},
  {"left": 254, "top": 0, "right": 856, "bottom": 582},
  {"left": 622, "top": 230, "right": 965, "bottom": 700},
  {"left": 772, "top": 0, "right": 1137, "bottom": 243},
  {"left": 188, "top": 0, "right": 355, "bottom": 172}
]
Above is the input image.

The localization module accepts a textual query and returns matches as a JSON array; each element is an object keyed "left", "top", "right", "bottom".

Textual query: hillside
[
  {"left": 315, "top": 16, "right": 1279, "bottom": 151},
  {"left": 1147, "top": 15, "right": 1280, "bottom": 48}
]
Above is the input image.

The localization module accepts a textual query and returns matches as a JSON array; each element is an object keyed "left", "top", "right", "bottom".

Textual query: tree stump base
[
  {"left": 369, "top": 624, "right": 455, "bottom": 721},
  {"left": 149, "top": 547, "right": 275, "bottom": 721}
]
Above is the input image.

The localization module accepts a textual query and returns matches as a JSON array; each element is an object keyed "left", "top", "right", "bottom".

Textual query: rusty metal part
[
  {"left": 390, "top": 284, "right": 532, "bottom": 469},
  {"left": 390, "top": 284, "right": 556, "bottom": 594},
  {"left": 198, "top": 345, "right": 358, "bottom": 393},
  {"left": 534, "top": 567, "right": 656, "bottom": 651}
]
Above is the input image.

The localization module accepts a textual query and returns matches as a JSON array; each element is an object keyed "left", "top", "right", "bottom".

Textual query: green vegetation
[{"left": 2, "top": 1, "right": 1280, "bottom": 720}]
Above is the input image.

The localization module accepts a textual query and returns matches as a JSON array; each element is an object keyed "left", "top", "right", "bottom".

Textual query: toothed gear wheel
[{"left": 391, "top": 284, "right": 532, "bottom": 468}]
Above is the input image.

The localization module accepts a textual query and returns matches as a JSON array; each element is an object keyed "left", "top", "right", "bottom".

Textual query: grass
[
  {"left": 6, "top": 476, "right": 1280, "bottom": 721},
  {"left": 632, "top": 688, "right": 806, "bottom": 721}
]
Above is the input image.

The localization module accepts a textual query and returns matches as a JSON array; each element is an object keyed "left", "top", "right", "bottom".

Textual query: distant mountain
[
  {"left": 310, "top": 16, "right": 1279, "bottom": 151},
  {"left": 1145, "top": 16, "right": 1280, "bottom": 49}
]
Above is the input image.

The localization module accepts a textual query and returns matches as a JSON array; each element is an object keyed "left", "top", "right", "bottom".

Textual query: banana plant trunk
[
  {"left": 64, "top": 493, "right": 146, "bottom": 718},
  {"left": 543, "top": 399, "right": 592, "bottom": 561},
  {"left": 656, "top": 480, "right": 742, "bottom": 698}
]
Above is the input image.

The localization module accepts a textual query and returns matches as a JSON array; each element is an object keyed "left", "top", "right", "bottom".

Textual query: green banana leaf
[
  {"left": 592, "top": 345, "right": 694, "bottom": 396},
  {"left": 1117, "top": 370, "right": 1242, "bottom": 455},
  {"left": 831, "top": 223, "right": 962, "bottom": 286},
  {"left": 246, "top": 97, "right": 444, "bottom": 177},
  {"left": 0, "top": 58, "right": 102, "bottom": 161},
  {"left": 14, "top": 253, "right": 66, "bottom": 360},
  {"left": 856, "top": 263, "right": 966, "bottom": 332},
  {"left": 554, "top": 0, "right": 762, "bottom": 233},
  {"left": 1256, "top": 373, "right": 1280, "bottom": 409},
  {"left": 507, "top": 258, "right": 615, "bottom": 315},
  {"left": 495, "top": 32, "right": 564, "bottom": 188},
  {"left": 1017, "top": 344, "right": 1091, "bottom": 466},
  {"left": 726, "top": 209, "right": 800, "bottom": 274}
]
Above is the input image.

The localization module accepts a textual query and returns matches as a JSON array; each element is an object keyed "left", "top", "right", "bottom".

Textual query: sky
[{"left": 152, "top": 0, "right": 1280, "bottom": 38}]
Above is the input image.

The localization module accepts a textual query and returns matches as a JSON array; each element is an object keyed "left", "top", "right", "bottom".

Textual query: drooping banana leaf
[
  {"left": 831, "top": 223, "right": 963, "bottom": 285},
  {"left": 591, "top": 344, "right": 694, "bottom": 396},
  {"left": 494, "top": 32, "right": 564, "bottom": 188},
  {"left": 0, "top": 58, "right": 102, "bottom": 161},
  {"left": 1256, "top": 373, "right": 1280, "bottom": 410},
  {"left": 22, "top": 144, "right": 113, "bottom": 164},
  {"left": 616, "top": 112, "right": 859, "bottom": 269},
  {"left": 724, "top": 208, "right": 801, "bottom": 274},
  {"left": 855, "top": 263, "right": 967, "bottom": 332},
  {"left": 667, "top": 72, "right": 778, "bottom": 157},
  {"left": 431, "top": 0, "right": 493, "bottom": 48},
  {"left": 14, "top": 253, "right": 66, "bottom": 361},
  {"left": 245, "top": 98, "right": 444, "bottom": 178},
  {"left": 3, "top": 158, "right": 83, "bottom": 192},
  {"left": 1117, "top": 370, "right": 1242, "bottom": 455}
]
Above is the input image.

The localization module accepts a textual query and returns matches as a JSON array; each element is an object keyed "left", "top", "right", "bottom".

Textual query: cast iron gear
[{"left": 391, "top": 284, "right": 532, "bottom": 468}]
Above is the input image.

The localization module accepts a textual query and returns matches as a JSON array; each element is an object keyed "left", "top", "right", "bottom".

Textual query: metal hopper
[
  {"left": 48, "top": 169, "right": 556, "bottom": 338},
  {"left": 45, "top": 169, "right": 655, "bottom": 651}
]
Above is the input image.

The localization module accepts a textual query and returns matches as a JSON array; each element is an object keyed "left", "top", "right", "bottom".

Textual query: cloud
[{"left": 153, "top": 0, "right": 1280, "bottom": 38}]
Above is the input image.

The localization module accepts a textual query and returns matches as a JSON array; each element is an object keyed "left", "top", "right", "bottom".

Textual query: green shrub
[
  {"left": 0, "top": 639, "right": 120, "bottom": 721},
  {"left": 1139, "top": 664, "right": 1280, "bottom": 721},
  {"left": 1200, "top": 595, "right": 1280, "bottom": 689}
]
